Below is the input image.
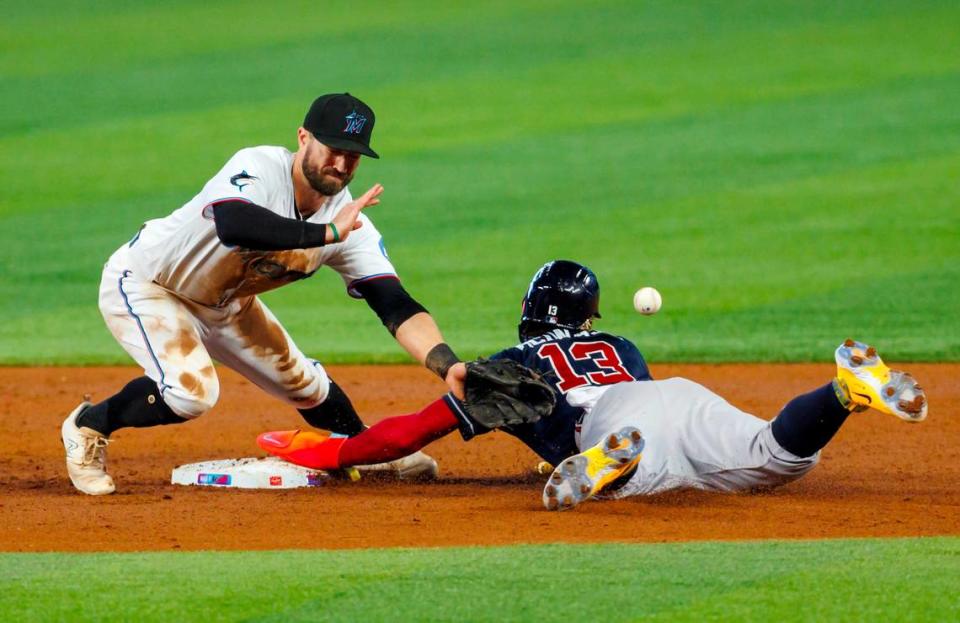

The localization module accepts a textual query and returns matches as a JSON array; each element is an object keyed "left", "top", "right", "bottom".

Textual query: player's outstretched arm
[
  {"left": 396, "top": 314, "right": 466, "bottom": 399},
  {"left": 211, "top": 184, "right": 381, "bottom": 250},
  {"left": 352, "top": 279, "right": 463, "bottom": 399},
  {"left": 353, "top": 278, "right": 464, "bottom": 398},
  {"left": 258, "top": 397, "right": 458, "bottom": 470},
  {"left": 213, "top": 201, "right": 333, "bottom": 250}
]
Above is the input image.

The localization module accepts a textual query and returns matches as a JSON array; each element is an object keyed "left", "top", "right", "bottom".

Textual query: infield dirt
[{"left": 1, "top": 363, "right": 957, "bottom": 552}]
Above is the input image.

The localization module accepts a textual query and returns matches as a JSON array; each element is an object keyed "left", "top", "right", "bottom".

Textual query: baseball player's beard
[{"left": 303, "top": 162, "right": 353, "bottom": 197}]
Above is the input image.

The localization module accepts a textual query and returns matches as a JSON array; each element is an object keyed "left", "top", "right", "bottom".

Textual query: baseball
[{"left": 633, "top": 287, "right": 662, "bottom": 315}]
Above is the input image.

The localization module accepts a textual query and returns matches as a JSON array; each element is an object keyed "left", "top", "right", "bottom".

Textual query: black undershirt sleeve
[
  {"left": 212, "top": 200, "right": 328, "bottom": 250},
  {"left": 354, "top": 277, "right": 428, "bottom": 335}
]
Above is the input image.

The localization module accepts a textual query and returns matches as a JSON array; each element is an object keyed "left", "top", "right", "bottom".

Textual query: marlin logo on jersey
[
  {"left": 230, "top": 170, "right": 258, "bottom": 191},
  {"left": 250, "top": 258, "right": 317, "bottom": 282},
  {"left": 343, "top": 111, "right": 367, "bottom": 135}
]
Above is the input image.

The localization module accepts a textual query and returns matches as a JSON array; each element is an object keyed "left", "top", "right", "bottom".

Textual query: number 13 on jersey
[{"left": 536, "top": 341, "right": 635, "bottom": 392}]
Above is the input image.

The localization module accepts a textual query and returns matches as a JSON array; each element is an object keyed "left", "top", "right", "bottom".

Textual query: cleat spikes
[
  {"left": 899, "top": 396, "right": 925, "bottom": 414},
  {"left": 836, "top": 339, "right": 928, "bottom": 422},
  {"left": 542, "top": 426, "right": 644, "bottom": 511}
]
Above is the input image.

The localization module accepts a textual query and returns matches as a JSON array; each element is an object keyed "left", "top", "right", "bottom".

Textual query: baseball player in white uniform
[
  {"left": 62, "top": 93, "right": 466, "bottom": 495},
  {"left": 254, "top": 260, "right": 929, "bottom": 510}
]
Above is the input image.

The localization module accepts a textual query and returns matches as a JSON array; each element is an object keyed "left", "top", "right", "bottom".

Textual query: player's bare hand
[
  {"left": 328, "top": 183, "right": 383, "bottom": 244},
  {"left": 445, "top": 362, "right": 467, "bottom": 400}
]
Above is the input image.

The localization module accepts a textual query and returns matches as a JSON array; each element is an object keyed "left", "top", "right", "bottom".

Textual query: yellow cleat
[
  {"left": 542, "top": 426, "right": 644, "bottom": 511},
  {"left": 835, "top": 338, "right": 927, "bottom": 422}
]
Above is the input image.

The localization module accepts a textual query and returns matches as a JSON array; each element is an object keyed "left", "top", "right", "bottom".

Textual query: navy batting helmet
[{"left": 518, "top": 260, "right": 601, "bottom": 342}]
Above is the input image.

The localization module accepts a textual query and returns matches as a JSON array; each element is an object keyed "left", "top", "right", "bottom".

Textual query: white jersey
[{"left": 125, "top": 146, "right": 396, "bottom": 307}]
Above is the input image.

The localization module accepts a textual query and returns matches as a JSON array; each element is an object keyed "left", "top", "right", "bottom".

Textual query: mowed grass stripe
[
  {"left": 2, "top": 122, "right": 953, "bottom": 363},
  {"left": 3, "top": 1, "right": 957, "bottom": 212},
  {"left": 1, "top": 136, "right": 956, "bottom": 362},
  {"left": 1, "top": 0, "right": 957, "bottom": 363},
  {"left": 4, "top": 1, "right": 960, "bottom": 206},
  {"left": 3, "top": 65, "right": 956, "bottom": 219},
  {"left": 0, "top": 112, "right": 955, "bottom": 362},
  {"left": 0, "top": 538, "right": 957, "bottom": 622}
]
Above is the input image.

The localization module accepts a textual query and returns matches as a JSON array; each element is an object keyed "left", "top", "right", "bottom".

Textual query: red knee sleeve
[{"left": 339, "top": 397, "right": 458, "bottom": 466}]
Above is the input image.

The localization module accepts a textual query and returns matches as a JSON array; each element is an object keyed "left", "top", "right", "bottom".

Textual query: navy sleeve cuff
[{"left": 442, "top": 393, "right": 491, "bottom": 442}]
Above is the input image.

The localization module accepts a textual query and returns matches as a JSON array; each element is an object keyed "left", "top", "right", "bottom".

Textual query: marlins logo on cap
[{"left": 343, "top": 111, "right": 367, "bottom": 135}]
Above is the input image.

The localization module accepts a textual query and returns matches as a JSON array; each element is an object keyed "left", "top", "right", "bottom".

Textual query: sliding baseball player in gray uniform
[
  {"left": 258, "top": 260, "right": 928, "bottom": 510},
  {"left": 62, "top": 93, "right": 466, "bottom": 495}
]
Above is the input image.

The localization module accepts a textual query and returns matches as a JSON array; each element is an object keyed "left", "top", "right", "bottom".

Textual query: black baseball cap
[{"left": 303, "top": 93, "right": 379, "bottom": 158}]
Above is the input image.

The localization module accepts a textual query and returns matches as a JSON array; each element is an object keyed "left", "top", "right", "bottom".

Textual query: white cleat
[
  {"left": 356, "top": 450, "right": 439, "bottom": 480},
  {"left": 61, "top": 402, "right": 116, "bottom": 495}
]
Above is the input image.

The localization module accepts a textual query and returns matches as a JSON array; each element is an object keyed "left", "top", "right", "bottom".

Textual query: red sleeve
[{"left": 338, "top": 397, "right": 458, "bottom": 466}]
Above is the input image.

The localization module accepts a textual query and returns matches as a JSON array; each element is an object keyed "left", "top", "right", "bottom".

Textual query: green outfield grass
[
  {"left": 0, "top": 538, "right": 956, "bottom": 621},
  {"left": 1, "top": 0, "right": 958, "bottom": 364}
]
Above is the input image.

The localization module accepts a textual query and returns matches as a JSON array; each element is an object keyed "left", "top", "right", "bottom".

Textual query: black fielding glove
[{"left": 462, "top": 359, "right": 556, "bottom": 429}]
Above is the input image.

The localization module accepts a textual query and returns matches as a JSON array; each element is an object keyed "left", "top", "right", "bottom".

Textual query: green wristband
[{"left": 329, "top": 222, "right": 340, "bottom": 243}]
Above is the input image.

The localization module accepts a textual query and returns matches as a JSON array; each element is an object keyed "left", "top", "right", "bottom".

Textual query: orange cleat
[{"left": 256, "top": 429, "right": 336, "bottom": 469}]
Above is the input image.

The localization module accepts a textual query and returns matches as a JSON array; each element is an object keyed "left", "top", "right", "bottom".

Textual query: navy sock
[
  {"left": 770, "top": 381, "right": 851, "bottom": 458},
  {"left": 76, "top": 376, "right": 186, "bottom": 436},
  {"left": 298, "top": 379, "right": 364, "bottom": 436}
]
